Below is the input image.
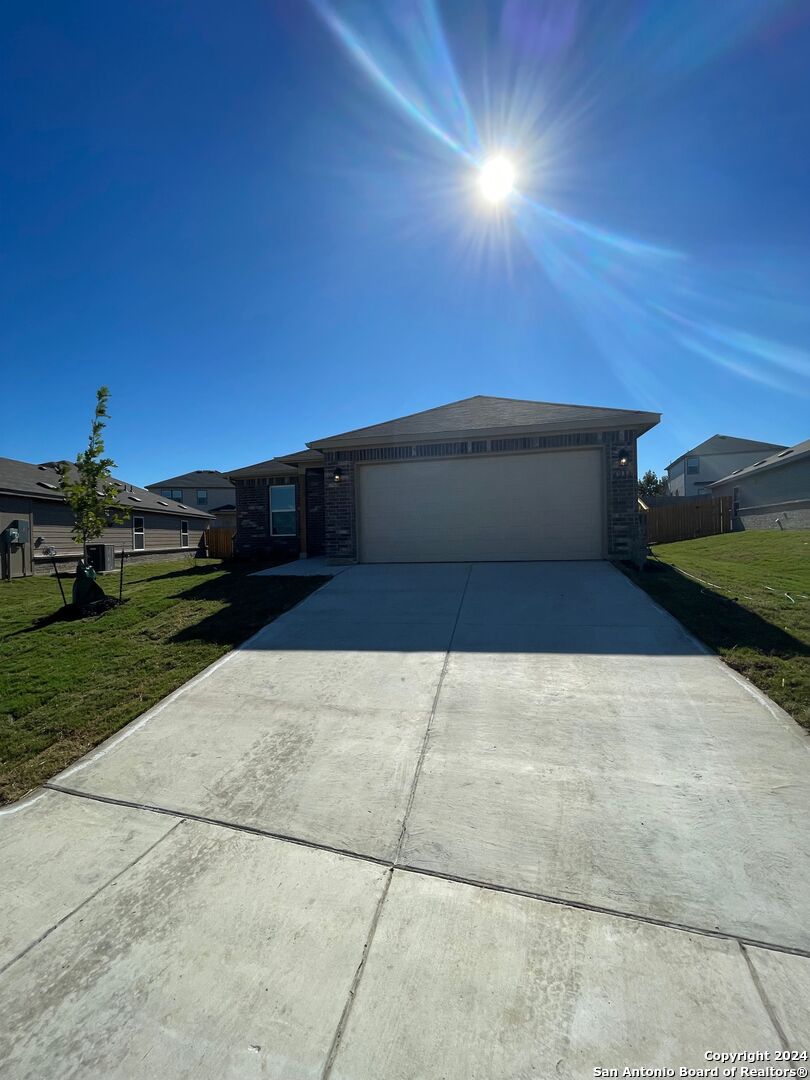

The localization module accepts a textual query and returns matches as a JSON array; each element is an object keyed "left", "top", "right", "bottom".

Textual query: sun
[{"left": 479, "top": 156, "right": 515, "bottom": 203}]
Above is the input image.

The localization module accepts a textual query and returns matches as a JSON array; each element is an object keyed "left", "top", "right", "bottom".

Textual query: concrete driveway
[{"left": 2, "top": 562, "right": 809, "bottom": 1078}]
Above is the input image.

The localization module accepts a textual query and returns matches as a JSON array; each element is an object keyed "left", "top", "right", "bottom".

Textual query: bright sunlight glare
[{"left": 479, "top": 156, "right": 515, "bottom": 203}]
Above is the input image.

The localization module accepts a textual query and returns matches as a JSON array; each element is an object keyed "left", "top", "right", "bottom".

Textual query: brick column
[
  {"left": 605, "top": 432, "right": 640, "bottom": 561},
  {"left": 323, "top": 456, "right": 357, "bottom": 563}
]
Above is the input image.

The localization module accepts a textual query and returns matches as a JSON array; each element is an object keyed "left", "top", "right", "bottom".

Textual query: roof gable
[
  {"left": 309, "top": 396, "right": 659, "bottom": 448},
  {"left": 667, "top": 434, "right": 787, "bottom": 469}
]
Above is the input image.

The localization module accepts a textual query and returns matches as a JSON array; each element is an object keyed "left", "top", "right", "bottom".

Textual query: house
[
  {"left": 711, "top": 437, "right": 810, "bottom": 531},
  {"left": 228, "top": 396, "right": 660, "bottom": 564},
  {"left": 207, "top": 503, "right": 237, "bottom": 529},
  {"left": 228, "top": 449, "right": 325, "bottom": 560},
  {"left": 665, "top": 435, "right": 786, "bottom": 497},
  {"left": 0, "top": 457, "right": 213, "bottom": 580},
  {"left": 146, "top": 469, "right": 235, "bottom": 520}
]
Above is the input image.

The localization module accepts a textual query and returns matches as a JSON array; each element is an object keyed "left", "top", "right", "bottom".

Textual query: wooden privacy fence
[
  {"left": 644, "top": 496, "right": 732, "bottom": 545},
  {"left": 204, "top": 527, "right": 235, "bottom": 559}
]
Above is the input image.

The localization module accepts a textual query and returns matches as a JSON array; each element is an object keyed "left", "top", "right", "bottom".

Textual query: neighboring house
[
  {"left": 208, "top": 503, "right": 237, "bottom": 530},
  {"left": 228, "top": 395, "right": 659, "bottom": 564},
  {"left": 711, "top": 437, "right": 810, "bottom": 531},
  {"left": 0, "top": 457, "right": 212, "bottom": 580},
  {"left": 146, "top": 470, "right": 235, "bottom": 516},
  {"left": 665, "top": 435, "right": 786, "bottom": 497}
]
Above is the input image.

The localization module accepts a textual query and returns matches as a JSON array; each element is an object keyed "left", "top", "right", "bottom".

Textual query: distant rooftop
[
  {"left": 147, "top": 469, "right": 234, "bottom": 489},
  {"left": 711, "top": 436, "right": 810, "bottom": 486},
  {"left": 0, "top": 457, "right": 214, "bottom": 518},
  {"left": 227, "top": 450, "right": 321, "bottom": 479},
  {"left": 666, "top": 434, "right": 786, "bottom": 470}
]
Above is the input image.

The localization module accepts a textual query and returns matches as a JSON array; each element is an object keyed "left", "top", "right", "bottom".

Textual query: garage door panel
[{"left": 358, "top": 451, "right": 603, "bottom": 563}]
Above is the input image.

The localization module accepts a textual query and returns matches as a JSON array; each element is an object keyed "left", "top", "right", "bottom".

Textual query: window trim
[
  {"left": 686, "top": 457, "right": 700, "bottom": 475},
  {"left": 180, "top": 519, "right": 189, "bottom": 547},
  {"left": 269, "top": 484, "right": 297, "bottom": 537},
  {"left": 196, "top": 489, "right": 208, "bottom": 505},
  {"left": 132, "top": 515, "right": 145, "bottom": 551},
  {"left": 732, "top": 486, "right": 740, "bottom": 517}
]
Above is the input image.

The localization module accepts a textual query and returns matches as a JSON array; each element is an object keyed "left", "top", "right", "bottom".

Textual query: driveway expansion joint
[
  {"left": 0, "top": 817, "right": 183, "bottom": 979},
  {"left": 43, "top": 782, "right": 394, "bottom": 869},
  {"left": 42, "top": 781, "right": 810, "bottom": 963},
  {"left": 740, "top": 942, "right": 790, "bottom": 1050},
  {"left": 320, "top": 868, "right": 394, "bottom": 1080},
  {"left": 393, "top": 561, "right": 473, "bottom": 864}
]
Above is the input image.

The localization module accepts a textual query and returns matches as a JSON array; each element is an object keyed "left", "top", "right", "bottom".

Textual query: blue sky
[{"left": 2, "top": 0, "right": 809, "bottom": 484}]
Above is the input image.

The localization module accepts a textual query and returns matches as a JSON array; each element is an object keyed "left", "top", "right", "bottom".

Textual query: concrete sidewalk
[{"left": 2, "top": 562, "right": 809, "bottom": 1078}]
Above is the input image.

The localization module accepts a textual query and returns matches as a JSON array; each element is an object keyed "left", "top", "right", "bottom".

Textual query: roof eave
[
  {"left": 0, "top": 485, "right": 213, "bottom": 518},
  {"left": 227, "top": 465, "right": 300, "bottom": 480},
  {"left": 710, "top": 449, "right": 810, "bottom": 487},
  {"left": 0, "top": 485, "right": 66, "bottom": 502},
  {"left": 308, "top": 413, "right": 660, "bottom": 450},
  {"left": 276, "top": 451, "right": 324, "bottom": 466},
  {"left": 147, "top": 481, "right": 234, "bottom": 491}
]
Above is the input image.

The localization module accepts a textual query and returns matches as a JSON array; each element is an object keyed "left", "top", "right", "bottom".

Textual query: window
[
  {"left": 686, "top": 457, "right": 700, "bottom": 474},
  {"left": 732, "top": 487, "right": 740, "bottom": 517},
  {"left": 270, "top": 484, "right": 296, "bottom": 536},
  {"left": 196, "top": 489, "right": 208, "bottom": 505},
  {"left": 180, "top": 519, "right": 189, "bottom": 548},
  {"left": 132, "top": 516, "right": 145, "bottom": 551},
  {"left": 161, "top": 488, "right": 183, "bottom": 501}
]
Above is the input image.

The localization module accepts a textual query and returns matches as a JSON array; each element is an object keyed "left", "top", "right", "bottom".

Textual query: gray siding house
[
  {"left": 666, "top": 435, "right": 786, "bottom": 497},
  {"left": 0, "top": 457, "right": 212, "bottom": 580},
  {"left": 711, "top": 438, "right": 810, "bottom": 531},
  {"left": 146, "top": 469, "right": 235, "bottom": 526},
  {"left": 229, "top": 396, "right": 659, "bottom": 564}
]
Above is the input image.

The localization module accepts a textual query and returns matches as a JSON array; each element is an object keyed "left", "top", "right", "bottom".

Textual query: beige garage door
[{"left": 357, "top": 449, "right": 604, "bottom": 563}]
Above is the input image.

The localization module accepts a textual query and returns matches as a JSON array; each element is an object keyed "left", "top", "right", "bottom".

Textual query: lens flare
[
  {"left": 479, "top": 156, "right": 515, "bottom": 203},
  {"left": 309, "top": 0, "right": 810, "bottom": 402}
]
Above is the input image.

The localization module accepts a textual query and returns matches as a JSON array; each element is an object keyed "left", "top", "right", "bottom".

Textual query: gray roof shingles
[
  {"left": 0, "top": 457, "right": 213, "bottom": 519},
  {"left": 146, "top": 469, "right": 233, "bottom": 489},
  {"left": 666, "top": 434, "right": 787, "bottom": 470},
  {"left": 711, "top": 437, "right": 810, "bottom": 486},
  {"left": 308, "top": 395, "right": 659, "bottom": 447},
  {"left": 227, "top": 450, "right": 320, "bottom": 479}
]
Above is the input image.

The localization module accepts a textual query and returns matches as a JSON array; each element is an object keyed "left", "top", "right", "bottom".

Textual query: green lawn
[
  {"left": 623, "top": 531, "right": 810, "bottom": 729},
  {"left": 0, "top": 559, "right": 327, "bottom": 805}
]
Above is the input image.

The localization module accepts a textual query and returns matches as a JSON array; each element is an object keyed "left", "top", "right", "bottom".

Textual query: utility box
[
  {"left": 3, "top": 520, "right": 29, "bottom": 547},
  {"left": 86, "top": 543, "right": 117, "bottom": 572}
]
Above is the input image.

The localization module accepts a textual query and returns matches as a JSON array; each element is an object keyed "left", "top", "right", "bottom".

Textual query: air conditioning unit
[{"left": 86, "top": 543, "right": 117, "bottom": 572}]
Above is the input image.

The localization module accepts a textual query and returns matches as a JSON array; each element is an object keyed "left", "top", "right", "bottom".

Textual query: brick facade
[
  {"left": 323, "top": 460, "right": 357, "bottom": 563},
  {"left": 304, "top": 467, "right": 326, "bottom": 556},
  {"left": 233, "top": 474, "right": 303, "bottom": 560},
  {"left": 323, "top": 429, "right": 645, "bottom": 563}
]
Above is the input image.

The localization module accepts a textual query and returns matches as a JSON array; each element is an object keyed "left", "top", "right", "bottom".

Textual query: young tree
[
  {"left": 56, "top": 386, "right": 128, "bottom": 560},
  {"left": 638, "top": 469, "right": 666, "bottom": 498}
]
